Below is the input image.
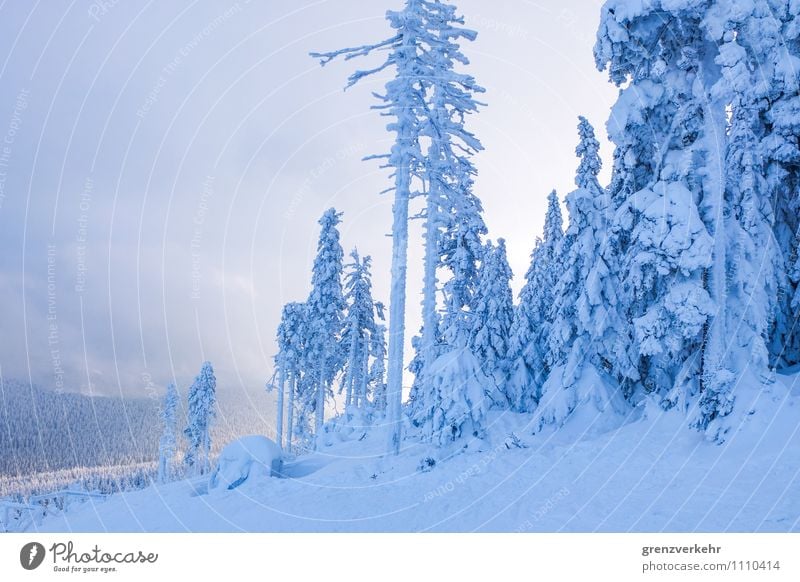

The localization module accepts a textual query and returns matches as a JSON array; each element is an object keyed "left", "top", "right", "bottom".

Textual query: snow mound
[
  {"left": 700, "top": 367, "right": 792, "bottom": 444},
  {"left": 209, "top": 436, "right": 282, "bottom": 491},
  {"left": 424, "top": 348, "right": 490, "bottom": 445},
  {"left": 325, "top": 404, "right": 378, "bottom": 446},
  {"left": 532, "top": 364, "right": 632, "bottom": 437}
]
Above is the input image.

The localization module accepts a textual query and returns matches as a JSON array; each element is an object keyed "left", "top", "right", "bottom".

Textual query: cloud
[{"left": 0, "top": 0, "right": 617, "bottom": 399}]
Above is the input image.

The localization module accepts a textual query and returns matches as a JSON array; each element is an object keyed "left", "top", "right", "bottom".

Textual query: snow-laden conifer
[
  {"left": 157, "top": 382, "right": 179, "bottom": 484},
  {"left": 305, "top": 208, "right": 346, "bottom": 447},
  {"left": 505, "top": 191, "right": 564, "bottom": 411},
  {"left": 183, "top": 362, "right": 217, "bottom": 476}
]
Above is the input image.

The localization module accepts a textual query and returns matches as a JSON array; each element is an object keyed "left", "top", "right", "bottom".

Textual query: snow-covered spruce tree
[
  {"left": 595, "top": 0, "right": 787, "bottom": 441},
  {"left": 305, "top": 208, "right": 346, "bottom": 447},
  {"left": 293, "top": 373, "right": 319, "bottom": 452},
  {"left": 410, "top": 2, "right": 489, "bottom": 444},
  {"left": 407, "top": 181, "right": 488, "bottom": 430},
  {"left": 406, "top": 334, "right": 426, "bottom": 420},
  {"left": 596, "top": 1, "right": 717, "bottom": 420},
  {"left": 469, "top": 239, "right": 514, "bottom": 403},
  {"left": 596, "top": 3, "right": 725, "bottom": 424},
  {"left": 738, "top": 1, "right": 800, "bottom": 368},
  {"left": 413, "top": 236, "right": 492, "bottom": 444},
  {"left": 312, "top": 2, "right": 430, "bottom": 455},
  {"left": 690, "top": 95, "right": 780, "bottom": 432},
  {"left": 183, "top": 362, "right": 217, "bottom": 476},
  {"left": 534, "top": 117, "right": 630, "bottom": 432},
  {"left": 369, "top": 308, "right": 388, "bottom": 413},
  {"left": 439, "top": 167, "right": 488, "bottom": 349},
  {"left": 272, "top": 307, "right": 289, "bottom": 450},
  {"left": 790, "top": 227, "right": 800, "bottom": 360},
  {"left": 596, "top": 11, "right": 673, "bottom": 400},
  {"left": 284, "top": 303, "right": 310, "bottom": 452},
  {"left": 505, "top": 190, "right": 564, "bottom": 411},
  {"left": 692, "top": 12, "right": 783, "bottom": 435},
  {"left": 341, "top": 250, "right": 384, "bottom": 410},
  {"left": 314, "top": 0, "right": 488, "bottom": 451},
  {"left": 272, "top": 301, "right": 310, "bottom": 451},
  {"left": 505, "top": 237, "right": 542, "bottom": 411},
  {"left": 157, "top": 382, "right": 179, "bottom": 484},
  {"left": 411, "top": 188, "right": 491, "bottom": 435},
  {"left": 423, "top": 17, "right": 487, "bottom": 355},
  {"left": 420, "top": 346, "right": 491, "bottom": 446},
  {"left": 439, "top": 175, "right": 487, "bottom": 341}
]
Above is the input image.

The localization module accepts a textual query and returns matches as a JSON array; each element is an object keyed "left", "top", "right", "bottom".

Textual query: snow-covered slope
[{"left": 33, "top": 375, "right": 800, "bottom": 533}]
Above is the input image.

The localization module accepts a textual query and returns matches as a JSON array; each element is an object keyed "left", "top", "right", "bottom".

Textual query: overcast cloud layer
[{"left": 0, "top": 0, "right": 616, "bottom": 401}]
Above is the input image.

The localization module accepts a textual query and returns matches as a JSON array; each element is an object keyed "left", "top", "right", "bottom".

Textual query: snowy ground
[{"left": 32, "top": 375, "right": 800, "bottom": 533}]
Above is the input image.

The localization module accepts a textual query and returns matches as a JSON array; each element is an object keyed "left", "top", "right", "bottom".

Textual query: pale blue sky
[{"left": 0, "top": 0, "right": 617, "bottom": 399}]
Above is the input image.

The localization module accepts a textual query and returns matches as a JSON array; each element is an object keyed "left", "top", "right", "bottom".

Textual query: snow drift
[{"left": 208, "top": 436, "right": 282, "bottom": 491}]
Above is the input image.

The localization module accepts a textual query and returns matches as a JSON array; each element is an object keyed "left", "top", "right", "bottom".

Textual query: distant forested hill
[
  {"left": 0, "top": 380, "right": 160, "bottom": 476},
  {"left": 0, "top": 379, "right": 273, "bottom": 497}
]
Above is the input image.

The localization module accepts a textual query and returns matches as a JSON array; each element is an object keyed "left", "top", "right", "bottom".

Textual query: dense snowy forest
[
  {"left": 0, "top": 379, "right": 160, "bottom": 477},
  {"left": 0, "top": 375, "right": 270, "bottom": 499},
  {"left": 267, "top": 0, "right": 800, "bottom": 452}
]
